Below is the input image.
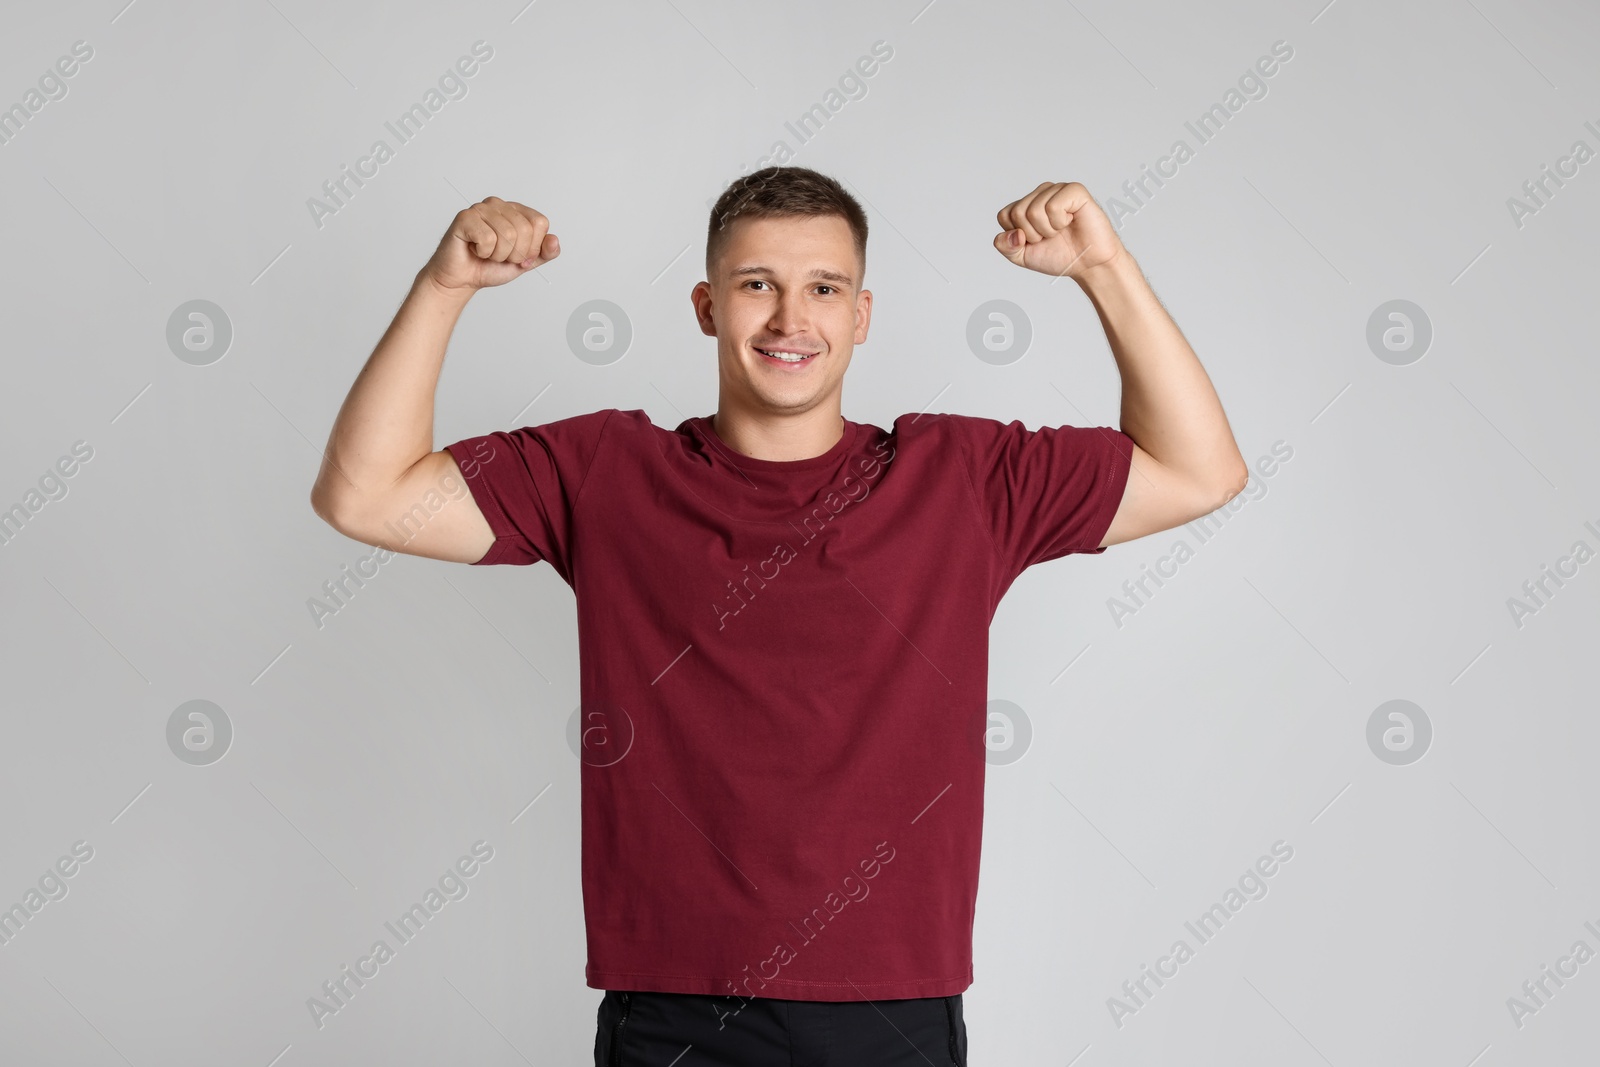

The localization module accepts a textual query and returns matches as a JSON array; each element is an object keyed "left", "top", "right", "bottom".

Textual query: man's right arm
[{"left": 308, "top": 197, "right": 559, "bottom": 564}]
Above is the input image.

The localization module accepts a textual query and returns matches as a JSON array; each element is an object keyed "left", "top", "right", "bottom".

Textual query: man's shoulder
[
  {"left": 528, "top": 407, "right": 628, "bottom": 431},
  {"left": 888, "top": 411, "right": 1013, "bottom": 429},
  {"left": 508, "top": 407, "right": 657, "bottom": 440},
  {"left": 532, "top": 408, "right": 687, "bottom": 468},
  {"left": 476, "top": 409, "right": 636, "bottom": 470},
  {"left": 886, "top": 410, "right": 1010, "bottom": 449}
]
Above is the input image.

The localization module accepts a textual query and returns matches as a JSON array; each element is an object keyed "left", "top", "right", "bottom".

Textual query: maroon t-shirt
[{"left": 445, "top": 408, "right": 1132, "bottom": 1001}]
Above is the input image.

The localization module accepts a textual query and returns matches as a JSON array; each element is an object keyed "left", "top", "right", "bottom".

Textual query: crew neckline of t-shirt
[{"left": 685, "top": 414, "right": 862, "bottom": 473}]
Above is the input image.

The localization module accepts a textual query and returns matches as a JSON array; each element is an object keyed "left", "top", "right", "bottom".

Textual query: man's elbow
[
  {"left": 309, "top": 484, "right": 335, "bottom": 525},
  {"left": 1195, "top": 461, "right": 1250, "bottom": 514},
  {"left": 310, "top": 483, "right": 360, "bottom": 533},
  {"left": 1222, "top": 460, "right": 1250, "bottom": 499}
]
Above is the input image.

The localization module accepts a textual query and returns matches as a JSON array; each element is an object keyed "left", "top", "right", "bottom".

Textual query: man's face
[{"left": 692, "top": 213, "right": 871, "bottom": 418}]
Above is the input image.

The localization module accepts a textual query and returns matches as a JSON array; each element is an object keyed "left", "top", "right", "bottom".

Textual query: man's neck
[{"left": 710, "top": 404, "right": 845, "bottom": 462}]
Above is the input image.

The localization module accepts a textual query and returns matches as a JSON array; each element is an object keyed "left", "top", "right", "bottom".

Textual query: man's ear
[
  {"left": 853, "top": 288, "right": 872, "bottom": 345},
  {"left": 691, "top": 280, "right": 717, "bottom": 337}
]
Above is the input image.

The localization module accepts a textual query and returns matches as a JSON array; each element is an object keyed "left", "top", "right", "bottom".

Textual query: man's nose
[{"left": 768, "top": 289, "right": 808, "bottom": 333}]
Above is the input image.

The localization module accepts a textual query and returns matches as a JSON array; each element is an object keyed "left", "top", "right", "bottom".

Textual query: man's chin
[{"left": 734, "top": 383, "right": 829, "bottom": 415}]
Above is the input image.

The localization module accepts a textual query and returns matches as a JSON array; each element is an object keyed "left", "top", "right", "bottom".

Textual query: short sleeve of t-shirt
[
  {"left": 946, "top": 414, "right": 1134, "bottom": 576},
  {"left": 442, "top": 408, "right": 615, "bottom": 580}
]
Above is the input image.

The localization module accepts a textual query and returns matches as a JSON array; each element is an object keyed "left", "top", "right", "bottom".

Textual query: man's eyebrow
[{"left": 728, "top": 265, "right": 855, "bottom": 287}]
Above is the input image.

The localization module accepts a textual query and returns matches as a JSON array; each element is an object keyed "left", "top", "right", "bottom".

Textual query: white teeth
[{"left": 757, "top": 347, "right": 812, "bottom": 362}]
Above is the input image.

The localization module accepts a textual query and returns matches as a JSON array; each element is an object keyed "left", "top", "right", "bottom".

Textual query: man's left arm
[{"left": 995, "top": 181, "right": 1249, "bottom": 548}]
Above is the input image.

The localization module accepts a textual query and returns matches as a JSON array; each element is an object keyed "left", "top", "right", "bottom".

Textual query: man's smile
[{"left": 752, "top": 343, "right": 820, "bottom": 366}]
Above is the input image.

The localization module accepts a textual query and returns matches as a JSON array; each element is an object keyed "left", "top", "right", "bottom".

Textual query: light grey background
[{"left": 2, "top": 0, "right": 1596, "bottom": 1064}]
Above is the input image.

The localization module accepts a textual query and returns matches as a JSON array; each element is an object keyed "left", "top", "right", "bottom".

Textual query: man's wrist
[
  {"left": 414, "top": 267, "right": 477, "bottom": 307},
  {"left": 1073, "top": 245, "right": 1138, "bottom": 297}
]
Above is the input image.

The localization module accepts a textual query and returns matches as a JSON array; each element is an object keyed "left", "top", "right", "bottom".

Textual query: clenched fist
[
  {"left": 423, "top": 196, "right": 559, "bottom": 291},
  {"left": 993, "top": 181, "right": 1124, "bottom": 282}
]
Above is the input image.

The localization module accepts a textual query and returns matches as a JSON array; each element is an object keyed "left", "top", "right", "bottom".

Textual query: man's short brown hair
[{"left": 706, "top": 166, "right": 868, "bottom": 284}]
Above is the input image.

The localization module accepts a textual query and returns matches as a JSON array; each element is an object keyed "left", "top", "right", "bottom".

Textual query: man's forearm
[
  {"left": 1075, "top": 249, "right": 1246, "bottom": 491},
  {"left": 313, "top": 271, "right": 474, "bottom": 505}
]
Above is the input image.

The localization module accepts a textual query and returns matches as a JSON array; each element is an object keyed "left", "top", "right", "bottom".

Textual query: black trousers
[{"left": 594, "top": 989, "right": 968, "bottom": 1066}]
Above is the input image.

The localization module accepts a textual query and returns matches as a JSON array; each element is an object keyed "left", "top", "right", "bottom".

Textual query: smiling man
[{"left": 311, "top": 166, "right": 1247, "bottom": 1066}]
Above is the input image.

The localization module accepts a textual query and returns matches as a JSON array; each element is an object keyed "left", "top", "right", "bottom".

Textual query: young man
[{"left": 311, "top": 167, "right": 1247, "bottom": 1066}]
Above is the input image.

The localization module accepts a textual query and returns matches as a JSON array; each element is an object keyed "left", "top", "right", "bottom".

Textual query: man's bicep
[
  {"left": 1098, "top": 441, "right": 1229, "bottom": 548},
  {"left": 336, "top": 450, "right": 498, "bottom": 564}
]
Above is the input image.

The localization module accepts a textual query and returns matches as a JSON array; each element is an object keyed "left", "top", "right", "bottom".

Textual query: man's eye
[
  {"left": 746, "top": 280, "right": 768, "bottom": 290},
  {"left": 816, "top": 286, "right": 834, "bottom": 295}
]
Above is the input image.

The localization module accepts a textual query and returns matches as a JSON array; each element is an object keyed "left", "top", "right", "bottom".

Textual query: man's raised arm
[
  {"left": 993, "top": 180, "right": 1250, "bottom": 548},
  {"left": 309, "top": 197, "right": 559, "bottom": 563}
]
